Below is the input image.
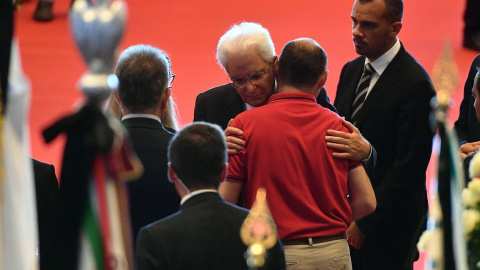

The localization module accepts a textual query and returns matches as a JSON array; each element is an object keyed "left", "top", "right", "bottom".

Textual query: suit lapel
[
  {"left": 337, "top": 58, "right": 365, "bottom": 120},
  {"left": 352, "top": 46, "right": 405, "bottom": 128},
  {"left": 221, "top": 85, "right": 245, "bottom": 121}
]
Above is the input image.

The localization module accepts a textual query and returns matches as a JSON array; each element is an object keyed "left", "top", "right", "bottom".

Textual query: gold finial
[
  {"left": 240, "top": 188, "right": 277, "bottom": 268},
  {"left": 432, "top": 39, "right": 459, "bottom": 107}
]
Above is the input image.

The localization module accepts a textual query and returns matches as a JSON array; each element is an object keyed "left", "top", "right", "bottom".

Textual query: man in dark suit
[
  {"left": 114, "top": 44, "right": 180, "bottom": 245},
  {"left": 328, "top": 0, "right": 436, "bottom": 269},
  {"left": 135, "top": 122, "right": 286, "bottom": 270},
  {"left": 32, "top": 159, "right": 59, "bottom": 270},
  {"left": 455, "top": 54, "right": 480, "bottom": 181},
  {"left": 193, "top": 22, "right": 336, "bottom": 133}
]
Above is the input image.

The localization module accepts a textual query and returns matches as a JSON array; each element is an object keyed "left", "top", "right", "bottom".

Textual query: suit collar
[
  {"left": 366, "top": 39, "right": 401, "bottom": 77},
  {"left": 348, "top": 44, "right": 407, "bottom": 127},
  {"left": 181, "top": 189, "right": 218, "bottom": 205},
  {"left": 122, "top": 117, "right": 172, "bottom": 133},
  {"left": 180, "top": 192, "right": 223, "bottom": 210},
  {"left": 220, "top": 83, "right": 246, "bottom": 115},
  {"left": 122, "top": 113, "right": 161, "bottom": 123}
]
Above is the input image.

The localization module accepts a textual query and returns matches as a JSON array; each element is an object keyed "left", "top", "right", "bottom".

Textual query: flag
[{"left": 1, "top": 38, "right": 39, "bottom": 269}]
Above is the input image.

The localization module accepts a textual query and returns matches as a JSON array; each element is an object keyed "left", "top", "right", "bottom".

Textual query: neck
[
  {"left": 277, "top": 84, "right": 317, "bottom": 96},
  {"left": 122, "top": 107, "right": 162, "bottom": 118}
]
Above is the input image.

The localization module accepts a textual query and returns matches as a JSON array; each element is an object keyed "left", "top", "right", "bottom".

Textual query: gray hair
[
  {"left": 216, "top": 22, "right": 276, "bottom": 70},
  {"left": 115, "top": 44, "right": 170, "bottom": 112}
]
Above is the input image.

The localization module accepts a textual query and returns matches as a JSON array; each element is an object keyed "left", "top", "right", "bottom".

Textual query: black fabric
[
  {"left": 32, "top": 159, "right": 59, "bottom": 270},
  {"left": 135, "top": 192, "right": 286, "bottom": 270},
  {"left": 122, "top": 117, "right": 180, "bottom": 247},
  {"left": 464, "top": 0, "right": 480, "bottom": 37},
  {"left": 43, "top": 102, "right": 114, "bottom": 270},
  {"left": 0, "top": 0, "right": 13, "bottom": 113}
]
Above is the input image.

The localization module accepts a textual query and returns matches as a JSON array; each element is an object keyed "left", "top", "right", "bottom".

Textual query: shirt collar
[
  {"left": 365, "top": 39, "right": 401, "bottom": 76},
  {"left": 268, "top": 92, "right": 316, "bottom": 103},
  {"left": 121, "top": 113, "right": 162, "bottom": 123},
  {"left": 245, "top": 103, "right": 255, "bottom": 111},
  {"left": 181, "top": 189, "right": 218, "bottom": 205}
]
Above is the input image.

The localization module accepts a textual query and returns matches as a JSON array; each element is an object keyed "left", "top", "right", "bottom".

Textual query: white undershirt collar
[
  {"left": 364, "top": 39, "right": 401, "bottom": 97},
  {"left": 121, "top": 113, "right": 162, "bottom": 123},
  {"left": 181, "top": 189, "right": 218, "bottom": 205}
]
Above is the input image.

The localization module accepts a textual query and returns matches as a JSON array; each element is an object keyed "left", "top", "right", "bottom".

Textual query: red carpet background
[{"left": 13, "top": 1, "right": 479, "bottom": 268}]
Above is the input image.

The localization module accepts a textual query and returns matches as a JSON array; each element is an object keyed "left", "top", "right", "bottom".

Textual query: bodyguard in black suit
[
  {"left": 114, "top": 44, "right": 180, "bottom": 245},
  {"left": 331, "top": 1, "right": 435, "bottom": 269},
  {"left": 136, "top": 122, "right": 286, "bottom": 270},
  {"left": 455, "top": 54, "right": 480, "bottom": 182}
]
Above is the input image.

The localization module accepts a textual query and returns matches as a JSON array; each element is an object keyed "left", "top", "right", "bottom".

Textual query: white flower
[
  {"left": 469, "top": 151, "right": 480, "bottom": 178},
  {"left": 463, "top": 209, "right": 480, "bottom": 237},
  {"left": 462, "top": 188, "right": 480, "bottom": 208},
  {"left": 468, "top": 179, "right": 480, "bottom": 195}
]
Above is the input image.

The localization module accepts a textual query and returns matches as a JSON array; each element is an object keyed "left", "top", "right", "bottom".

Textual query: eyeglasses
[
  {"left": 168, "top": 73, "right": 176, "bottom": 88},
  {"left": 229, "top": 65, "right": 271, "bottom": 90}
]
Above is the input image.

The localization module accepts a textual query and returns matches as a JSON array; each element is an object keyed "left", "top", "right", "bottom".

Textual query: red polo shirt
[{"left": 227, "top": 92, "right": 360, "bottom": 240}]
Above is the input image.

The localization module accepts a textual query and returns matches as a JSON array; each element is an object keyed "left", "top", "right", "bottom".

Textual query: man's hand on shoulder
[
  {"left": 460, "top": 141, "right": 480, "bottom": 161},
  {"left": 225, "top": 119, "right": 245, "bottom": 155},
  {"left": 325, "top": 118, "right": 371, "bottom": 161}
]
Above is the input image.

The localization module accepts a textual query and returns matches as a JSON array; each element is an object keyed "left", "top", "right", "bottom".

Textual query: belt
[{"left": 281, "top": 233, "right": 346, "bottom": 246}]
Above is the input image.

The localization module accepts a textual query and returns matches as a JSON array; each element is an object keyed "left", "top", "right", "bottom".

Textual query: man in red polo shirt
[{"left": 220, "top": 38, "right": 376, "bottom": 269}]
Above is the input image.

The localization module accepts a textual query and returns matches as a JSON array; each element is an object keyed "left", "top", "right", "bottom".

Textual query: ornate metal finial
[
  {"left": 431, "top": 39, "right": 459, "bottom": 107},
  {"left": 69, "top": 0, "right": 127, "bottom": 103},
  {"left": 240, "top": 188, "right": 277, "bottom": 269}
]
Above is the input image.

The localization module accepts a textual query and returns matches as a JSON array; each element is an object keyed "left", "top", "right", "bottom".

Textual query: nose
[
  {"left": 244, "top": 80, "right": 256, "bottom": 94},
  {"left": 352, "top": 24, "right": 362, "bottom": 37}
]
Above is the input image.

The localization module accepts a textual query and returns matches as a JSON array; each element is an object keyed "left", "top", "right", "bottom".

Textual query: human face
[
  {"left": 351, "top": 0, "right": 400, "bottom": 62},
  {"left": 226, "top": 50, "right": 275, "bottom": 107},
  {"left": 474, "top": 72, "right": 480, "bottom": 121}
]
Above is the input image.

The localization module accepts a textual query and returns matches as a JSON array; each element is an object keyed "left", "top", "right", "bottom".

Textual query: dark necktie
[{"left": 351, "top": 63, "right": 375, "bottom": 125}]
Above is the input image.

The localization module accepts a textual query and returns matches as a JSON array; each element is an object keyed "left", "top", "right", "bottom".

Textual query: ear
[
  {"left": 160, "top": 88, "right": 172, "bottom": 115},
  {"left": 272, "top": 55, "right": 279, "bottom": 77},
  {"left": 317, "top": 70, "right": 329, "bottom": 88},
  {"left": 168, "top": 163, "right": 177, "bottom": 184},
  {"left": 391, "top": 22, "right": 402, "bottom": 37},
  {"left": 114, "top": 90, "right": 122, "bottom": 107}
]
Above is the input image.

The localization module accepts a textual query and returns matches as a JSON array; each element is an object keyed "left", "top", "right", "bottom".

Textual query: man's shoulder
[{"left": 197, "top": 83, "right": 238, "bottom": 101}]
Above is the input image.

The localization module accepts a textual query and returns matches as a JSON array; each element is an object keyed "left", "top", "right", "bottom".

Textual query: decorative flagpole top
[
  {"left": 240, "top": 188, "right": 277, "bottom": 269},
  {"left": 69, "top": 0, "right": 127, "bottom": 103},
  {"left": 432, "top": 39, "right": 459, "bottom": 108}
]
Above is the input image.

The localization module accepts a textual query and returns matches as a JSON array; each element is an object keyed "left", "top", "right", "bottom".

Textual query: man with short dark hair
[
  {"left": 221, "top": 38, "right": 376, "bottom": 269},
  {"left": 328, "top": 0, "right": 436, "bottom": 268},
  {"left": 114, "top": 44, "right": 180, "bottom": 245},
  {"left": 135, "top": 122, "right": 286, "bottom": 270}
]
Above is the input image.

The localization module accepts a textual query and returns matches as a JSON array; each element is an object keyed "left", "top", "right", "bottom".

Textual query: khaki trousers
[{"left": 284, "top": 239, "right": 352, "bottom": 270}]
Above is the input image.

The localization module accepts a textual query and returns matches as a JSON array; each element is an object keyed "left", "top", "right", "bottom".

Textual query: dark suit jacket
[
  {"left": 454, "top": 54, "right": 480, "bottom": 183},
  {"left": 122, "top": 117, "right": 180, "bottom": 246},
  {"left": 32, "top": 159, "right": 59, "bottom": 270},
  {"left": 135, "top": 192, "right": 286, "bottom": 270},
  {"left": 193, "top": 83, "right": 336, "bottom": 130},
  {"left": 334, "top": 44, "right": 435, "bottom": 268}
]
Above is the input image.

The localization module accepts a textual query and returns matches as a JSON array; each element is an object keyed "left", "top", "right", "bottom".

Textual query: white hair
[{"left": 216, "top": 22, "right": 276, "bottom": 70}]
